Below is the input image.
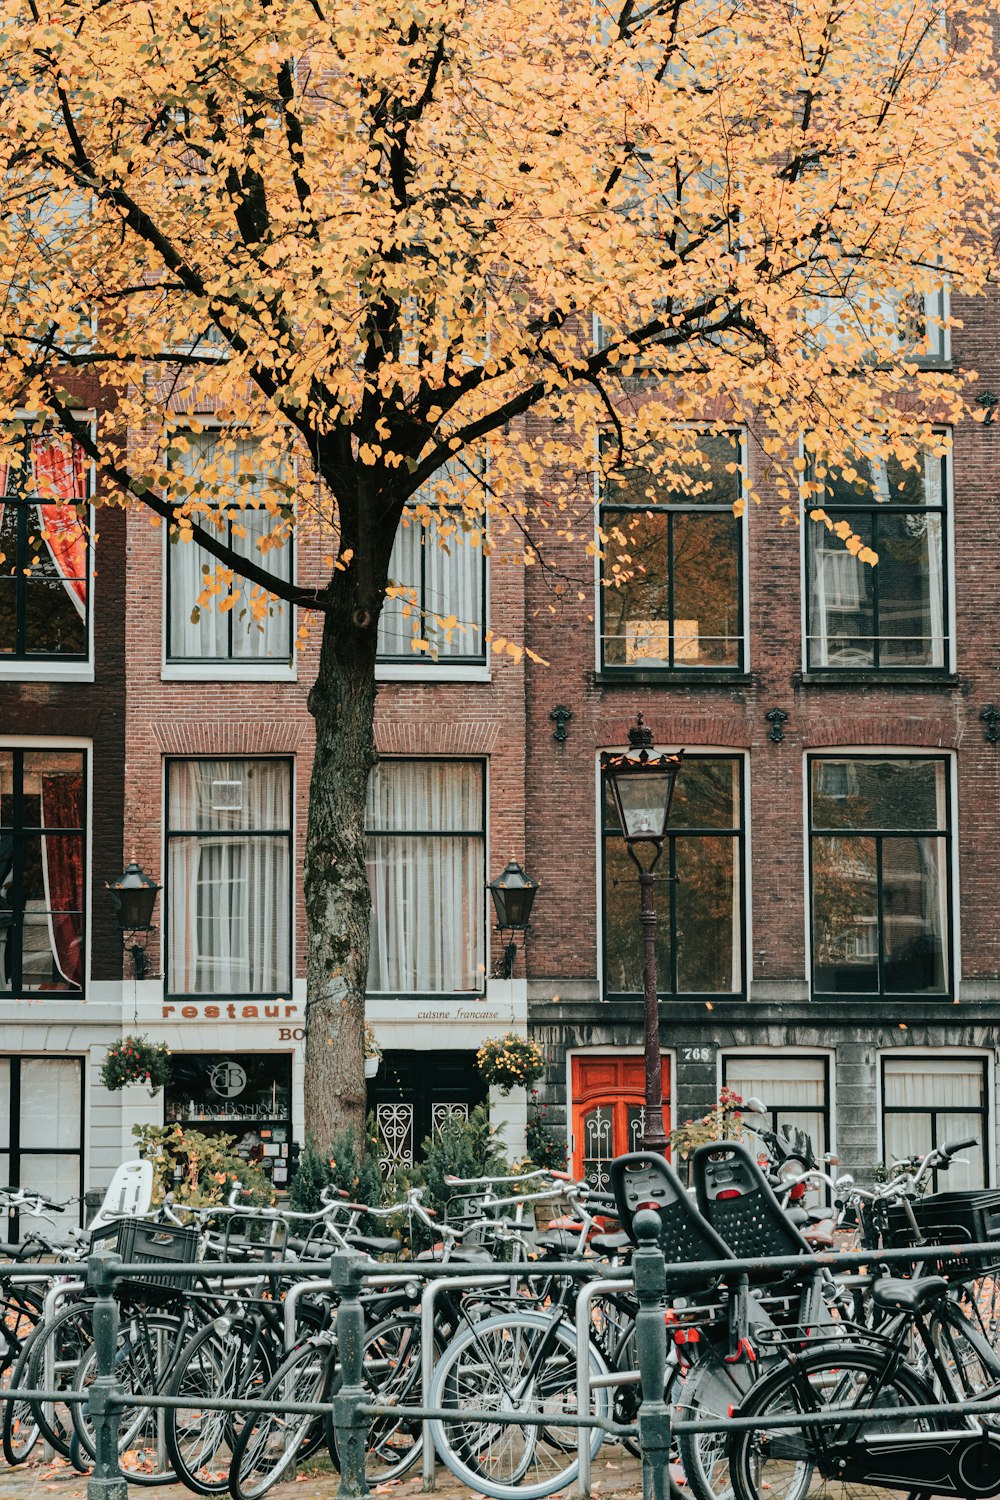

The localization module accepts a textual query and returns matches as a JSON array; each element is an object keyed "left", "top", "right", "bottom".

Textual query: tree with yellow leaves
[{"left": 0, "top": 0, "right": 995, "bottom": 1143}]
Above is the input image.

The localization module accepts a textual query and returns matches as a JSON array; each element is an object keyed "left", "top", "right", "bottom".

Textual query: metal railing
[{"left": 0, "top": 1220, "right": 998, "bottom": 1500}]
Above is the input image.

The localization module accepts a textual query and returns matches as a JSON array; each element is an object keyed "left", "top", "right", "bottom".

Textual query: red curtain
[
  {"left": 32, "top": 437, "right": 87, "bottom": 616},
  {"left": 39, "top": 773, "right": 84, "bottom": 990}
]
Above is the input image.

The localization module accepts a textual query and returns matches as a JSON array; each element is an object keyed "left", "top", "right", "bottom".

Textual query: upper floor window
[
  {"left": 0, "top": 748, "right": 86, "bottom": 996},
  {"left": 166, "top": 758, "right": 292, "bottom": 997},
  {"left": 603, "top": 754, "right": 745, "bottom": 998},
  {"left": 802, "top": 266, "right": 948, "bottom": 368},
  {"left": 809, "top": 756, "right": 951, "bottom": 999},
  {"left": 366, "top": 760, "right": 485, "bottom": 994},
  {"left": 165, "top": 432, "right": 292, "bottom": 666},
  {"left": 599, "top": 433, "right": 744, "bottom": 672},
  {"left": 377, "top": 461, "right": 486, "bottom": 665},
  {"left": 804, "top": 444, "right": 949, "bottom": 672},
  {"left": 0, "top": 428, "right": 90, "bottom": 661}
]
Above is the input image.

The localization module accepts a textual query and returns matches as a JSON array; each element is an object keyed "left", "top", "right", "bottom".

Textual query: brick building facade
[{"left": 2, "top": 281, "right": 999, "bottom": 1219}]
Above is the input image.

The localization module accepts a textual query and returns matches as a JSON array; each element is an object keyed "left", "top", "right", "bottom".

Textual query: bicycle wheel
[
  {"left": 72, "top": 1306, "right": 183, "bottom": 1485},
  {"left": 2, "top": 1325, "right": 42, "bottom": 1464},
  {"left": 428, "top": 1310, "right": 611, "bottom": 1500},
  {"left": 165, "top": 1317, "right": 278, "bottom": 1495},
  {"left": 676, "top": 1352, "right": 757, "bottom": 1500},
  {"left": 728, "top": 1342, "right": 943, "bottom": 1500},
  {"left": 16, "top": 1299, "right": 93, "bottom": 1459},
  {"left": 228, "top": 1335, "right": 335, "bottom": 1500},
  {"left": 928, "top": 1298, "right": 1000, "bottom": 1429},
  {"left": 326, "top": 1313, "right": 428, "bottom": 1484}
]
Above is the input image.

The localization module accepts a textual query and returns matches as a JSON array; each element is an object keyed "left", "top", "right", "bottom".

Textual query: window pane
[
  {"left": 724, "top": 1056, "right": 826, "bottom": 1107},
  {"left": 603, "top": 840, "right": 671, "bottom": 994},
  {"left": 670, "top": 758, "right": 738, "bottom": 830},
  {"left": 806, "top": 521, "right": 876, "bottom": 668},
  {"left": 884, "top": 1111, "right": 933, "bottom": 1173},
  {"left": 18, "top": 1155, "right": 81, "bottom": 1228},
  {"left": 812, "top": 834, "right": 878, "bottom": 993},
  {"left": 366, "top": 760, "right": 483, "bottom": 833},
  {"left": 884, "top": 1056, "right": 984, "bottom": 1108},
  {"left": 378, "top": 520, "right": 423, "bottom": 657},
  {"left": 881, "top": 836, "right": 948, "bottom": 994},
  {"left": 168, "top": 833, "right": 290, "bottom": 994},
  {"left": 367, "top": 834, "right": 484, "bottom": 992},
  {"left": 675, "top": 835, "right": 739, "bottom": 992},
  {"left": 875, "top": 511, "right": 944, "bottom": 667},
  {"left": 672, "top": 513, "right": 740, "bottom": 666},
  {"left": 602, "top": 510, "right": 669, "bottom": 667},
  {"left": 811, "top": 758, "right": 946, "bottom": 831},
  {"left": 0, "top": 1064, "right": 10, "bottom": 1149},
  {"left": 604, "top": 433, "right": 739, "bottom": 507},
  {"left": 168, "top": 759, "right": 290, "bottom": 833},
  {"left": 20, "top": 1059, "right": 80, "bottom": 1149}
]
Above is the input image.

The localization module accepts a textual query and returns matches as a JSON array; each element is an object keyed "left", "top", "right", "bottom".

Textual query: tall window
[
  {"left": 805, "top": 445, "right": 948, "bottom": 670},
  {"left": 166, "top": 432, "right": 292, "bottom": 664},
  {"left": 882, "top": 1055, "right": 987, "bottom": 1190},
  {"left": 366, "top": 760, "right": 485, "bottom": 994},
  {"left": 166, "top": 759, "right": 292, "bottom": 997},
  {"left": 377, "top": 461, "right": 486, "bottom": 664},
  {"left": 0, "top": 748, "right": 86, "bottom": 996},
  {"left": 722, "top": 1055, "right": 830, "bottom": 1166},
  {"left": 603, "top": 755, "right": 744, "bottom": 998},
  {"left": 0, "top": 1057, "right": 84, "bottom": 1236},
  {"left": 0, "top": 428, "right": 90, "bottom": 660},
  {"left": 809, "top": 756, "right": 951, "bottom": 998},
  {"left": 599, "top": 433, "right": 744, "bottom": 672}
]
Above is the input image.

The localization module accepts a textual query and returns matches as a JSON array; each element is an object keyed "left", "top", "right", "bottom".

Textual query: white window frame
[
  {"left": 798, "top": 432, "right": 956, "bottom": 676},
  {"left": 0, "top": 410, "right": 96, "bottom": 683},
  {"left": 159, "top": 422, "right": 297, "bottom": 682},
  {"left": 718, "top": 1047, "right": 837, "bottom": 1166},
  {"left": 876, "top": 1046, "right": 994, "bottom": 1188},
  {"left": 596, "top": 746, "right": 752, "bottom": 1001},
  {"left": 801, "top": 748, "right": 961, "bottom": 999}
]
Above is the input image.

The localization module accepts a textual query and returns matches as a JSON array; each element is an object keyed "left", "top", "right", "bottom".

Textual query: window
[
  {"left": 0, "top": 748, "right": 86, "bottom": 996},
  {"left": 809, "top": 756, "right": 951, "bottom": 998},
  {"left": 377, "top": 461, "right": 486, "bottom": 665},
  {"left": 603, "top": 754, "right": 745, "bottom": 998},
  {"left": 366, "top": 760, "right": 485, "bottom": 994},
  {"left": 0, "top": 427, "right": 90, "bottom": 661},
  {"left": 722, "top": 1055, "right": 830, "bottom": 1168},
  {"left": 882, "top": 1055, "right": 987, "bottom": 1190},
  {"left": 165, "top": 1053, "right": 293, "bottom": 1190},
  {"left": 165, "top": 431, "right": 292, "bottom": 665},
  {"left": 802, "top": 261, "right": 947, "bottom": 368},
  {"left": 166, "top": 759, "right": 292, "bottom": 997},
  {"left": 805, "top": 445, "right": 949, "bottom": 670},
  {"left": 599, "top": 433, "right": 744, "bottom": 672},
  {"left": 0, "top": 1056, "right": 84, "bottom": 1237}
]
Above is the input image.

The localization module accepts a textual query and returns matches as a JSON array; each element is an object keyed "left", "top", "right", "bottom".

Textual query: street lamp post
[{"left": 603, "top": 717, "right": 683, "bottom": 1155}]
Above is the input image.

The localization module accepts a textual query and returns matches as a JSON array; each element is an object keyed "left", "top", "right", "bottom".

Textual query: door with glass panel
[{"left": 571, "top": 1054, "right": 669, "bottom": 1190}]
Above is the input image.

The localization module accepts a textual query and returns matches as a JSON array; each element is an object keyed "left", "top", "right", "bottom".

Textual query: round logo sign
[{"left": 209, "top": 1061, "right": 248, "bottom": 1099}]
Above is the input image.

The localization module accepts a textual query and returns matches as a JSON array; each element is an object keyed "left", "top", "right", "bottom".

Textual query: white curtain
[
  {"left": 168, "top": 433, "right": 291, "bottom": 661},
  {"left": 378, "top": 460, "right": 484, "bottom": 660},
  {"left": 883, "top": 1057, "right": 985, "bottom": 1188},
  {"left": 168, "top": 760, "right": 290, "bottom": 994},
  {"left": 366, "top": 761, "right": 484, "bottom": 992}
]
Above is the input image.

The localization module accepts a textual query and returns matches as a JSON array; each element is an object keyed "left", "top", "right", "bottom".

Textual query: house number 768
[{"left": 682, "top": 1046, "right": 712, "bottom": 1062}]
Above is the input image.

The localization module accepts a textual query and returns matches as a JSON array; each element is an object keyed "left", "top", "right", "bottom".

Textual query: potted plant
[
  {"left": 100, "top": 1035, "right": 173, "bottom": 1097},
  {"left": 476, "top": 1033, "right": 544, "bottom": 1096},
  {"left": 363, "top": 1023, "right": 382, "bottom": 1079}
]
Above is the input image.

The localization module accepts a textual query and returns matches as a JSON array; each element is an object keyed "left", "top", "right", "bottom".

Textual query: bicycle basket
[
  {"left": 115, "top": 1219, "right": 200, "bottom": 1302},
  {"left": 883, "top": 1190, "right": 1000, "bottom": 1270}
]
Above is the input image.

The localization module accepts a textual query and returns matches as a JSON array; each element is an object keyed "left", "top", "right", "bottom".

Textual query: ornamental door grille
[
  {"left": 368, "top": 1050, "right": 486, "bottom": 1174},
  {"left": 571, "top": 1054, "right": 670, "bottom": 1188}
]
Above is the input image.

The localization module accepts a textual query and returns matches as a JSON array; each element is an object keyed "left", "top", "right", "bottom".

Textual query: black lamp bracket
[{"left": 492, "top": 923, "right": 530, "bottom": 980}]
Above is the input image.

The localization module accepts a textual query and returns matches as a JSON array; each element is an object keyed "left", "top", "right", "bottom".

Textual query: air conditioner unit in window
[{"left": 210, "top": 780, "right": 243, "bottom": 812}]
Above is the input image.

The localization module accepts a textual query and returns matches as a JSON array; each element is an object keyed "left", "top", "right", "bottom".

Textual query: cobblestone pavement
[{"left": 0, "top": 1452, "right": 644, "bottom": 1498}]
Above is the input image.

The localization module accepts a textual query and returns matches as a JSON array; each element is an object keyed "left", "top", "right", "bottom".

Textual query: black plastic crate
[
  {"left": 884, "top": 1189, "right": 1000, "bottom": 1252},
  {"left": 115, "top": 1219, "right": 200, "bottom": 1301},
  {"left": 89, "top": 1218, "right": 122, "bottom": 1253}
]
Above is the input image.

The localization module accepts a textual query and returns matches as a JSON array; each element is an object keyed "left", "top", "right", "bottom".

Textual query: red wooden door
[{"left": 571, "top": 1054, "right": 671, "bottom": 1189}]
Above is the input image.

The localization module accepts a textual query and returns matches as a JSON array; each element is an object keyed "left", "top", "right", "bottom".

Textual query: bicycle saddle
[
  {"left": 345, "top": 1233, "right": 400, "bottom": 1256},
  {"left": 871, "top": 1275, "right": 949, "bottom": 1314}
]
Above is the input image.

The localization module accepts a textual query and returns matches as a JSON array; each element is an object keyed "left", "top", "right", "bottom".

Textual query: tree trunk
[{"left": 302, "top": 596, "right": 380, "bottom": 1153}]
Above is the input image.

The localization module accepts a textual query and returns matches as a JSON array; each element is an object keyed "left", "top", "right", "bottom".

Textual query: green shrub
[
  {"left": 131, "top": 1123, "right": 272, "bottom": 1207},
  {"left": 288, "top": 1119, "right": 385, "bottom": 1230}
]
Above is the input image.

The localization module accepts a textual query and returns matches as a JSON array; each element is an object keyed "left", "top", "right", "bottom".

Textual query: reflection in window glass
[
  {"left": 600, "top": 433, "right": 744, "bottom": 671},
  {"left": 810, "top": 757, "right": 950, "bottom": 996},
  {"left": 805, "top": 447, "right": 948, "bottom": 670},
  {"left": 603, "top": 755, "right": 743, "bottom": 997}
]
